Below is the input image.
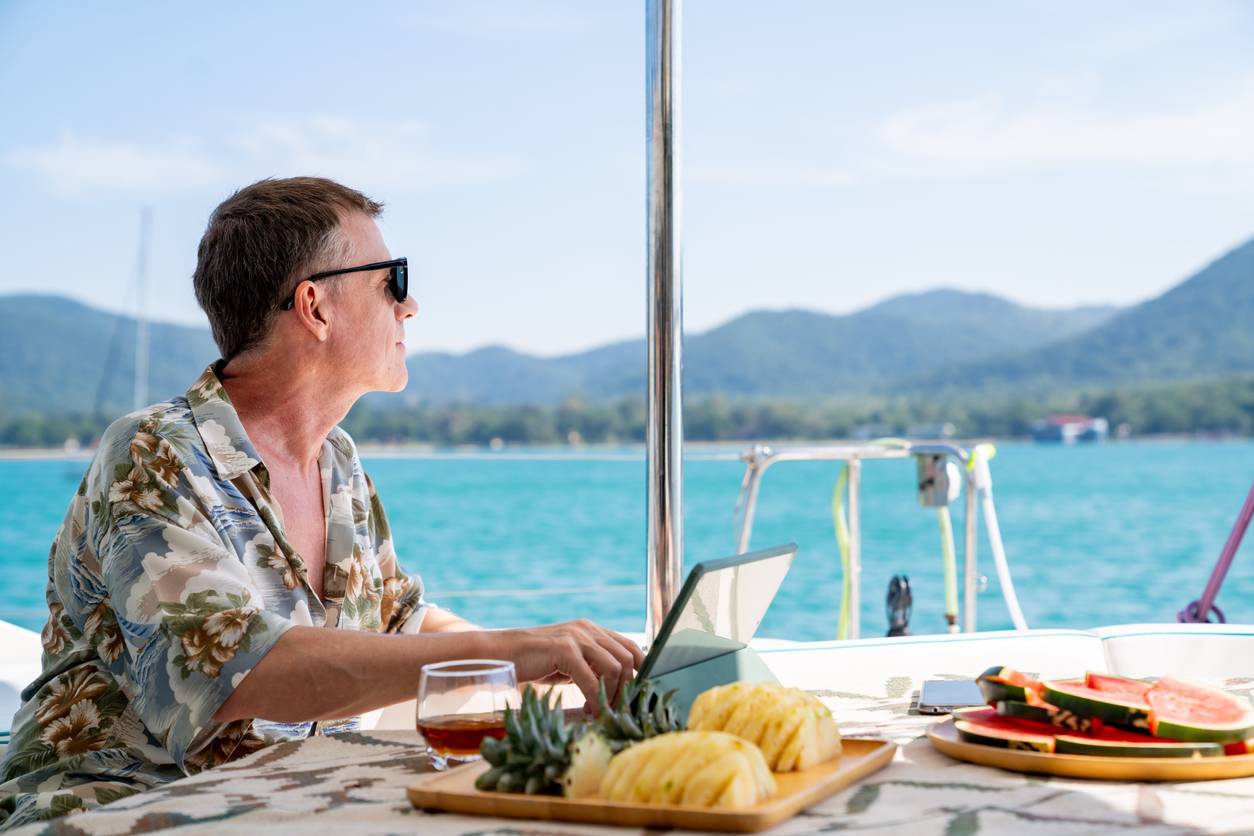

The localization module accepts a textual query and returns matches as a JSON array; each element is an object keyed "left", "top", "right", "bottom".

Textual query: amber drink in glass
[{"left": 417, "top": 660, "right": 517, "bottom": 767}]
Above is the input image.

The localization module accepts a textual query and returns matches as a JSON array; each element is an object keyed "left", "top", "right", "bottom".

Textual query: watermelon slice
[
  {"left": 1054, "top": 735, "right": 1222, "bottom": 759},
  {"left": 1146, "top": 677, "right": 1254, "bottom": 744},
  {"left": 1223, "top": 739, "right": 1254, "bottom": 756},
  {"left": 997, "top": 699, "right": 1095, "bottom": 734},
  {"left": 976, "top": 666, "right": 1045, "bottom": 706},
  {"left": 1086, "top": 672, "right": 1152, "bottom": 701},
  {"left": 952, "top": 705, "right": 1225, "bottom": 759},
  {"left": 1043, "top": 677, "right": 1153, "bottom": 732},
  {"left": 953, "top": 710, "right": 1056, "bottom": 753}
]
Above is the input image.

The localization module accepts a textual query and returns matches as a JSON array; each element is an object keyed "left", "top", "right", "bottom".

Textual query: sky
[{"left": 2, "top": 0, "right": 1253, "bottom": 356}]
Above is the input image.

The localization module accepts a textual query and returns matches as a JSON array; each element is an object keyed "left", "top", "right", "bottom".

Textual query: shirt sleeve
[
  {"left": 363, "top": 471, "right": 429, "bottom": 634},
  {"left": 91, "top": 425, "right": 294, "bottom": 774}
]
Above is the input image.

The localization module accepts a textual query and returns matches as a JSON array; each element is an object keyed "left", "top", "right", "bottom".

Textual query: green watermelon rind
[
  {"left": 1054, "top": 735, "right": 1223, "bottom": 759},
  {"left": 996, "top": 700, "right": 1095, "bottom": 734},
  {"left": 1042, "top": 679, "right": 1153, "bottom": 732},
  {"left": 954, "top": 718, "right": 1055, "bottom": 753},
  {"left": 976, "top": 666, "right": 1033, "bottom": 705},
  {"left": 1148, "top": 679, "right": 1254, "bottom": 744},
  {"left": 1153, "top": 715, "right": 1254, "bottom": 744}
]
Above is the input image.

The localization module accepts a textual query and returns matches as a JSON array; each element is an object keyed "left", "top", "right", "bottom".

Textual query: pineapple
[
  {"left": 593, "top": 677, "right": 685, "bottom": 752},
  {"left": 688, "top": 682, "right": 841, "bottom": 771},
  {"left": 600, "top": 730, "right": 776, "bottom": 809},
  {"left": 476, "top": 680, "right": 684, "bottom": 798}
]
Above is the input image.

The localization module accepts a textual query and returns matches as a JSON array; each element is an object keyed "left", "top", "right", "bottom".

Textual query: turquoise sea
[{"left": 2, "top": 442, "right": 1252, "bottom": 641}]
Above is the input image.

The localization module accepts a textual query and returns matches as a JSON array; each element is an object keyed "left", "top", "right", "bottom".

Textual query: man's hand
[{"left": 498, "top": 620, "right": 644, "bottom": 708}]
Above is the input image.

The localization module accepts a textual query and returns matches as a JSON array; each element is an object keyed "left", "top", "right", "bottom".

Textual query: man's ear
[{"left": 292, "top": 282, "right": 332, "bottom": 343}]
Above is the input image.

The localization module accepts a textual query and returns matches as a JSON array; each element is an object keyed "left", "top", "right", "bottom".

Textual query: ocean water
[{"left": 2, "top": 441, "right": 1252, "bottom": 641}]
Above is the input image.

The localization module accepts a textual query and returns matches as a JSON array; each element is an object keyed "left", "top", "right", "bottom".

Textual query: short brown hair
[{"left": 193, "top": 177, "right": 383, "bottom": 360}]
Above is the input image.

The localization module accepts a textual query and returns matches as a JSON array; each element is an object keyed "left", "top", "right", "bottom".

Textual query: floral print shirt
[{"left": 0, "top": 365, "right": 427, "bottom": 830}]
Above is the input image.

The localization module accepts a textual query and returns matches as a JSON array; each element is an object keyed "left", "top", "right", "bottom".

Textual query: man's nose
[{"left": 398, "top": 295, "right": 418, "bottom": 319}]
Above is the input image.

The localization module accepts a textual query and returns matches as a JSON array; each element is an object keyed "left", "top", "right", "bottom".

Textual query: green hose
[
  {"left": 829, "top": 438, "right": 959, "bottom": 639},
  {"left": 831, "top": 464, "right": 851, "bottom": 640}
]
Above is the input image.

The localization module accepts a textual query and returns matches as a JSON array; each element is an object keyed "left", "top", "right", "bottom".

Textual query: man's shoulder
[
  {"left": 87, "top": 398, "right": 204, "bottom": 486},
  {"left": 96, "top": 399, "right": 195, "bottom": 455}
]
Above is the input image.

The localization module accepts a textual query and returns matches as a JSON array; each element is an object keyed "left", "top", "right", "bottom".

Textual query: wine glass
[{"left": 417, "top": 659, "right": 518, "bottom": 769}]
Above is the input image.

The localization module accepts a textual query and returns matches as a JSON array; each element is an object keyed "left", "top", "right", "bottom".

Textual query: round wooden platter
[{"left": 928, "top": 718, "right": 1254, "bottom": 782}]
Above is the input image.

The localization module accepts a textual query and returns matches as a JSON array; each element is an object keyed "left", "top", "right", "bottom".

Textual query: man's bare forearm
[{"left": 213, "top": 627, "right": 491, "bottom": 723}]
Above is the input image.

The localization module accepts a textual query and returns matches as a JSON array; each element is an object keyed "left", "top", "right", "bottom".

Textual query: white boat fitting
[
  {"left": 733, "top": 440, "right": 1027, "bottom": 639},
  {"left": 355, "top": 624, "right": 1254, "bottom": 731},
  {"left": 9, "top": 611, "right": 1253, "bottom": 739},
  {"left": 0, "top": 620, "right": 41, "bottom": 751}
]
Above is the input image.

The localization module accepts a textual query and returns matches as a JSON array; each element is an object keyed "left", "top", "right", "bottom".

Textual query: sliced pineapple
[
  {"left": 689, "top": 683, "right": 842, "bottom": 771},
  {"left": 601, "top": 732, "right": 680, "bottom": 801},
  {"left": 649, "top": 735, "right": 729, "bottom": 804},
  {"left": 600, "top": 731, "right": 776, "bottom": 809}
]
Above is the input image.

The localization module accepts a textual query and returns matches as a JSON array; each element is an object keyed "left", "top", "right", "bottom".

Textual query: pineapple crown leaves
[
  {"left": 475, "top": 678, "right": 686, "bottom": 794},
  {"left": 595, "top": 677, "right": 685, "bottom": 751},
  {"left": 477, "top": 686, "right": 577, "bottom": 795}
]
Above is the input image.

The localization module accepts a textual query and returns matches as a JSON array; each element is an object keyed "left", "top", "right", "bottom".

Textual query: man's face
[{"left": 324, "top": 212, "right": 417, "bottom": 393}]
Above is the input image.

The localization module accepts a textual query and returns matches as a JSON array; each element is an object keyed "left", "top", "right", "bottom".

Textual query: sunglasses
[{"left": 280, "top": 257, "right": 408, "bottom": 310}]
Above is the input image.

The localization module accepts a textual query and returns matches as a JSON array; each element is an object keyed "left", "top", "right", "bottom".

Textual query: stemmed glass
[{"left": 417, "top": 659, "right": 518, "bottom": 770}]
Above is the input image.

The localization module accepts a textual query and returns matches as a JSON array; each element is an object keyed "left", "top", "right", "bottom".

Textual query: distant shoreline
[{"left": 1, "top": 434, "right": 1249, "bottom": 462}]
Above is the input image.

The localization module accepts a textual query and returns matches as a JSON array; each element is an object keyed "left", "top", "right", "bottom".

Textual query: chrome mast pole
[{"left": 645, "top": 0, "right": 684, "bottom": 640}]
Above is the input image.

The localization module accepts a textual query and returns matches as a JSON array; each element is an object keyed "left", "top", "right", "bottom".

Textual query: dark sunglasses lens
[{"left": 391, "top": 264, "right": 408, "bottom": 303}]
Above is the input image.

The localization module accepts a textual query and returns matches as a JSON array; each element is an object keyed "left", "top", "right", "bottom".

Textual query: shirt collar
[{"left": 186, "top": 362, "right": 264, "bottom": 480}]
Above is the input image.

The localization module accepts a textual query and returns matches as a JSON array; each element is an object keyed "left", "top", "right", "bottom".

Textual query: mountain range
[{"left": 1, "top": 234, "right": 1251, "bottom": 416}]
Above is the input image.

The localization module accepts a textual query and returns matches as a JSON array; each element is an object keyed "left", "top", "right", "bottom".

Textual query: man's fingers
[
  {"left": 579, "top": 640, "right": 629, "bottom": 704},
  {"left": 594, "top": 633, "right": 637, "bottom": 702},
  {"left": 534, "top": 672, "right": 572, "bottom": 686},
  {"left": 561, "top": 646, "right": 601, "bottom": 710},
  {"left": 608, "top": 629, "right": 645, "bottom": 670}
]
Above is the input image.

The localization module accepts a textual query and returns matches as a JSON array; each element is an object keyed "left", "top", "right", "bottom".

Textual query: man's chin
[{"left": 384, "top": 367, "right": 409, "bottom": 393}]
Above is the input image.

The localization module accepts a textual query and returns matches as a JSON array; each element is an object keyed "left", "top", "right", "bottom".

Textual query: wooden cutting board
[{"left": 407, "top": 737, "right": 896, "bottom": 832}]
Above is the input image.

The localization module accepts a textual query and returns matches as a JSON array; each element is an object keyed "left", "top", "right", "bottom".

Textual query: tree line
[{"left": 2, "top": 375, "right": 1251, "bottom": 449}]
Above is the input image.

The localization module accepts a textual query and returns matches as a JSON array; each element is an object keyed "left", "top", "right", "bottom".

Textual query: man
[{"left": 0, "top": 178, "right": 642, "bottom": 828}]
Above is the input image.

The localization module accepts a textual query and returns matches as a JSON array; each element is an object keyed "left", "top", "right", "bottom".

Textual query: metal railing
[{"left": 732, "top": 441, "right": 982, "bottom": 639}]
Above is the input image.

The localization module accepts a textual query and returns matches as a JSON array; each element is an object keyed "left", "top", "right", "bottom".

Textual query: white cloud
[
  {"left": 1067, "top": 7, "right": 1245, "bottom": 62},
  {"left": 229, "top": 116, "right": 528, "bottom": 190},
  {"left": 879, "top": 79, "right": 1254, "bottom": 168},
  {"left": 7, "top": 134, "right": 223, "bottom": 194},
  {"left": 8, "top": 116, "right": 529, "bottom": 195},
  {"left": 693, "top": 75, "right": 1254, "bottom": 190}
]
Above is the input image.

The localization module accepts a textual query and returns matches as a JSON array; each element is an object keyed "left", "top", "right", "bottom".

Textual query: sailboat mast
[
  {"left": 645, "top": 0, "right": 684, "bottom": 639},
  {"left": 133, "top": 207, "right": 152, "bottom": 412}
]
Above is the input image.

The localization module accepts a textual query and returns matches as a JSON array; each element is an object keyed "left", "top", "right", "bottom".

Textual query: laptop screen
[{"left": 639, "top": 543, "right": 796, "bottom": 680}]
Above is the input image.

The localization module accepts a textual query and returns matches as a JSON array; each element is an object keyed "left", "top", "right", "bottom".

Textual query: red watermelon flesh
[
  {"left": 1086, "top": 672, "right": 1152, "bottom": 702},
  {"left": 1224, "top": 739, "right": 1254, "bottom": 756},
  {"left": 955, "top": 707, "right": 1186, "bottom": 745},
  {"left": 1146, "top": 676, "right": 1254, "bottom": 743},
  {"left": 1150, "top": 677, "right": 1251, "bottom": 725}
]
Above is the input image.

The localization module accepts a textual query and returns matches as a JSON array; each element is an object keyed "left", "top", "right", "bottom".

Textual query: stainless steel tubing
[
  {"left": 734, "top": 466, "right": 764, "bottom": 554},
  {"left": 645, "top": 0, "right": 684, "bottom": 641}
]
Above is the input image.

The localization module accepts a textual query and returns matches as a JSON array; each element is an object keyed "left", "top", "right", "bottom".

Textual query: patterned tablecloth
[{"left": 11, "top": 677, "right": 1254, "bottom": 836}]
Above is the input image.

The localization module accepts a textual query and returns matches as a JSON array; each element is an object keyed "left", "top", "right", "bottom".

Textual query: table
[{"left": 12, "top": 677, "right": 1254, "bottom": 835}]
